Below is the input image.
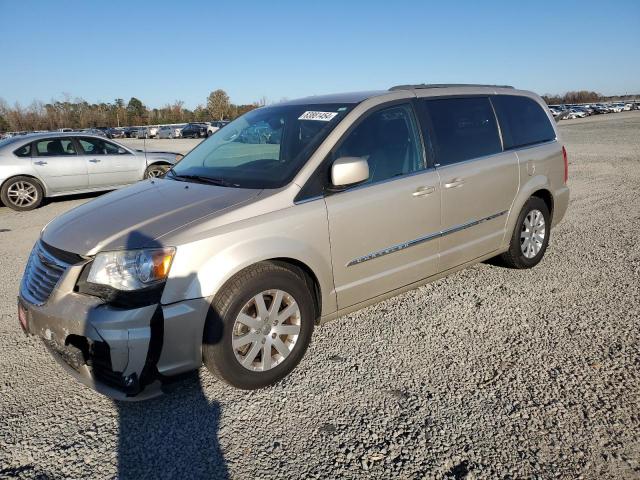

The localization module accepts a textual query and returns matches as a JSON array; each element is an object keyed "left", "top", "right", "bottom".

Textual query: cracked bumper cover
[{"left": 20, "top": 261, "right": 210, "bottom": 400}]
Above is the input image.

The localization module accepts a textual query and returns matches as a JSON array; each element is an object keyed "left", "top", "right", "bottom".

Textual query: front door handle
[
  {"left": 89, "top": 158, "right": 101, "bottom": 163},
  {"left": 413, "top": 186, "right": 435, "bottom": 197},
  {"left": 34, "top": 161, "right": 47, "bottom": 166},
  {"left": 444, "top": 178, "right": 465, "bottom": 188}
]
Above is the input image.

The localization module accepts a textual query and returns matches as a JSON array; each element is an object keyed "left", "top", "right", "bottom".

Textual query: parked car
[
  {"left": 174, "top": 124, "right": 186, "bottom": 137},
  {"left": 148, "top": 126, "right": 160, "bottom": 138},
  {"left": 15, "top": 85, "right": 570, "bottom": 400},
  {"left": 565, "top": 108, "right": 587, "bottom": 119},
  {"left": 206, "top": 121, "right": 229, "bottom": 137},
  {"left": 0, "top": 133, "right": 179, "bottom": 211},
  {"left": 82, "top": 128, "right": 108, "bottom": 137},
  {"left": 135, "top": 127, "right": 150, "bottom": 139},
  {"left": 157, "top": 125, "right": 177, "bottom": 139},
  {"left": 548, "top": 107, "right": 562, "bottom": 117},
  {"left": 180, "top": 123, "right": 207, "bottom": 138},
  {"left": 123, "top": 127, "right": 139, "bottom": 138},
  {"left": 106, "top": 128, "right": 125, "bottom": 139},
  {"left": 591, "top": 105, "right": 608, "bottom": 114}
]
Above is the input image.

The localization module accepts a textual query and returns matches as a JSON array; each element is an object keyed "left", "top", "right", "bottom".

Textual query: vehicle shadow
[
  {"left": 44, "top": 190, "right": 105, "bottom": 205},
  {"left": 116, "top": 374, "right": 229, "bottom": 479},
  {"left": 111, "top": 231, "right": 229, "bottom": 479}
]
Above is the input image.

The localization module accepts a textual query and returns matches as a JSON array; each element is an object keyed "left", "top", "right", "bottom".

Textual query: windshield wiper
[{"left": 167, "top": 171, "right": 238, "bottom": 187}]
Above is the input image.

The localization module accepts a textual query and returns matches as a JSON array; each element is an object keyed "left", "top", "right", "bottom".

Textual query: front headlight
[{"left": 87, "top": 248, "right": 175, "bottom": 291}]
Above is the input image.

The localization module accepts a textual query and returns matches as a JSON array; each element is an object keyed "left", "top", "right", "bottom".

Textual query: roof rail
[{"left": 389, "top": 83, "right": 514, "bottom": 91}]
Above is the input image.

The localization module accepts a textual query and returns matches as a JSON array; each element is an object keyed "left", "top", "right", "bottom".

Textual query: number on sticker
[{"left": 298, "top": 111, "right": 338, "bottom": 121}]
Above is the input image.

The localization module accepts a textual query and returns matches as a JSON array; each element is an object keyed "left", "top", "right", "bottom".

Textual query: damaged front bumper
[{"left": 19, "top": 242, "right": 209, "bottom": 401}]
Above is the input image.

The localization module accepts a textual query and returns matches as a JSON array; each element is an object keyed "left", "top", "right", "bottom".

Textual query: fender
[
  {"left": 161, "top": 200, "right": 337, "bottom": 316},
  {"left": 500, "top": 174, "right": 552, "bottom": 251}
]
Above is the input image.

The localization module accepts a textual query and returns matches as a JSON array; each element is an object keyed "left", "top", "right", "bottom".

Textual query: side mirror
[
  {"left": 117, "top": 147, "right": 127, "bottom": 154},
  {"left": 331, "top": 156, "right": 369, "bottom": 188}
]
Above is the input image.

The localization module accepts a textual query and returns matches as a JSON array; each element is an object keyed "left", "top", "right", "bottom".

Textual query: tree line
[
  {"left": 541, "top": 90, "right": 639, "bottom": 105},
  {"left": 2, "top": 88, "right": 638, "bottom": 133},
  {"left": 0, "top": 89, "right": 262, "bottom": 132}
]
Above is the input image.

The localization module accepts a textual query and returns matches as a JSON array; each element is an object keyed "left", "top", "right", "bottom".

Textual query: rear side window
[
  {"left": 14, "top": 143, "right": 31, "bottom": 157},
  {"left": 492, "top": 95, "right": 556, "bottom": 149},
  {"left": 422, "top": 97, "right": 502, "bottom": 166}
]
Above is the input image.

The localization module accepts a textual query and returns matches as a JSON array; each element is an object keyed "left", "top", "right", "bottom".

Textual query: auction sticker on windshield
[{"left": 298, "top": 111, "right": 338, "bottom": 121}]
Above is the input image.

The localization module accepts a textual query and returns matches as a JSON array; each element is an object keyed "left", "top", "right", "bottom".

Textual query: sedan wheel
[
  {"left": 1, "top": 177, "right": 44, "bottom": 211},
  {"left": 144, "top": 165, "right": 169, "bottom": 178}
]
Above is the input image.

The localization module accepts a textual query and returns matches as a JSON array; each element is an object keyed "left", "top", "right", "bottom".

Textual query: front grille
[{"left": 20, "top": 242, "right": 72, "bottom": 305}]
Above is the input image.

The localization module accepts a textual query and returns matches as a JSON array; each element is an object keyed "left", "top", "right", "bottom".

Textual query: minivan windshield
[{"left": 169, "top": 103, "right": 354, "bottom": 189}]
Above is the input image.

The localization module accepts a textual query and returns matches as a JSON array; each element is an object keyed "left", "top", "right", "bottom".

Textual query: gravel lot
[
  {"left": 1, "top": 112, "right": 639, "bottom": 479},
  {"left": 119, "top": 137, "right": 202, "bottom": 155}
]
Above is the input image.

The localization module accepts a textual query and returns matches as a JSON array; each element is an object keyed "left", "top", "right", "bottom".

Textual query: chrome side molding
[{"left": 347, "top": 210, "right": 508, "bottom": 267}]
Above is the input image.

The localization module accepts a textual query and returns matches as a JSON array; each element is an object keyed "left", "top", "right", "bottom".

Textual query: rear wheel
[
  {"left": 144, "top": 164, "right": 169, "bottom": 179},
  {"left": 203, "top": 262, "right": 315, "bottom": 389},
  {"left": 499, "top": 196, "right": 550, "bottom": 269},
  {"left": 1, "top": 176, "right": 44, "bottom": 211}
]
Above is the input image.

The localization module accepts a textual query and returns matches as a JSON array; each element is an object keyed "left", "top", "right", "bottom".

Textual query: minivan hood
[{"left": 42, "top": 179, "right": 262, "bottom": 256}]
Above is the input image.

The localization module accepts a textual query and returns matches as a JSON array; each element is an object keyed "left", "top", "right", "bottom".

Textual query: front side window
[
  {"left": 35, "top": 138, "right": 77, "bottom": 156},
  {"left": 78, "top": 137, "right": 127, "bottom": 155},
  {"left": 170, "top": 103, "right": 354, "bottom": 189},
  {"left": 422, "top": 97, "right": 502, "bottom": 166},
  {"left": 492, "top": 95, "right": 556, "bottom": 149},
  {"left": 333, "top": 104, "right": 425, "bottom": 184}
]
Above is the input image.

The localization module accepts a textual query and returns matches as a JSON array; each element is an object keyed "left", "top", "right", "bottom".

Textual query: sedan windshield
[{"left": 169, "top": 103, "right": 354, "bottom": 189}]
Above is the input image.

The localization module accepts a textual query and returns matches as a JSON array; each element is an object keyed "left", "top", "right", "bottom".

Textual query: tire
[
  {"left": 1, "top": 176, "right": 44, "bottom": 211},
  {"left": 144, "top": 164, "right": 169, "bottom": 179},
  {"left": 203, "top": 261, "right": 315, "bottom": 389},
  {"left": 499, "top": 196, "right": 551, "bottom": 269}
]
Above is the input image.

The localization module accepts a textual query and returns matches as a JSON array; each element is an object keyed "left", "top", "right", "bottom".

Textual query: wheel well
[
  {"left": 271, "top": 258, "right": 322, "bottom": 323},
  {"left": 148, "top": 161, "right": 171, "bottom": 168},
  {"left": 531, "top": 189, "right": 553, "bottom": 218}
]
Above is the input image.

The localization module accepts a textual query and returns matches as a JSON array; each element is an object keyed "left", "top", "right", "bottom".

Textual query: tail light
[{"left": 562, "top": 146, "right": 568, "bottom": 183}]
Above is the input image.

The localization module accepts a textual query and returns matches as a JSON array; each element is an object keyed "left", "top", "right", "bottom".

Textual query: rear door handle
[
  {"left": 413, "top": 186, "right": 435, "bottom": 197},
  {"left": 34, "top": 161, "right": 47, "bottom": 166},
  {"left": 444, "top": 178, "right": 464, "bottom": 188},
  {"left": 89, "top": 158, "right": 101, "bottom": 163}
]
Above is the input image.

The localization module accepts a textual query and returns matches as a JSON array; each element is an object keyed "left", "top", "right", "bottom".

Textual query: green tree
[
  {"left": 207, "top": 89, "right": 230, "bottom": 120},
  {"left": 126, "top": 97, "right": 147, "bottom": 124}
]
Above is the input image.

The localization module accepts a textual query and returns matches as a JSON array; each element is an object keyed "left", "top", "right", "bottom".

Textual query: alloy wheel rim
[
  {"left": 520, "top": 209, "right": 546, "bottom": 259},
  {"left": 147, "top": 167, "right": 166, "bottom": 178},
  {"left": 7, "top": 181, "right": 37, "bottom": 207},
  {"left": 232, "top": 289, "right": 301, "bottom": 372}
]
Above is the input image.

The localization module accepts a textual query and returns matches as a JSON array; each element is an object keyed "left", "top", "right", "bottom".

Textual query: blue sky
[{"left": 1, "top": 0, "right": 638, "bottom": 109}]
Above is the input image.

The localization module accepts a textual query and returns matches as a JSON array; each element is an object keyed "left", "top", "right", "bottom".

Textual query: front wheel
[
  {"left": 1, "top": 176, "right": 44, "bottom": 211},
  {"left": 499, "top": 196, "right": 551, "bottom": 269},
  {"left": 203, "top": 262, "right": 315, "bottom": 389}
]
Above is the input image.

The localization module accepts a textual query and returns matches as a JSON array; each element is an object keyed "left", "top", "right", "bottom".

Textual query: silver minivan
[{"left": 18, "top": 85, "right": 569, "bottom": 400}]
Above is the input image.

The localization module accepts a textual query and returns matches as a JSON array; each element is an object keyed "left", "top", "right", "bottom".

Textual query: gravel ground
[{"left": 1, "top": 112, "right": 639, "bottom": 479}]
